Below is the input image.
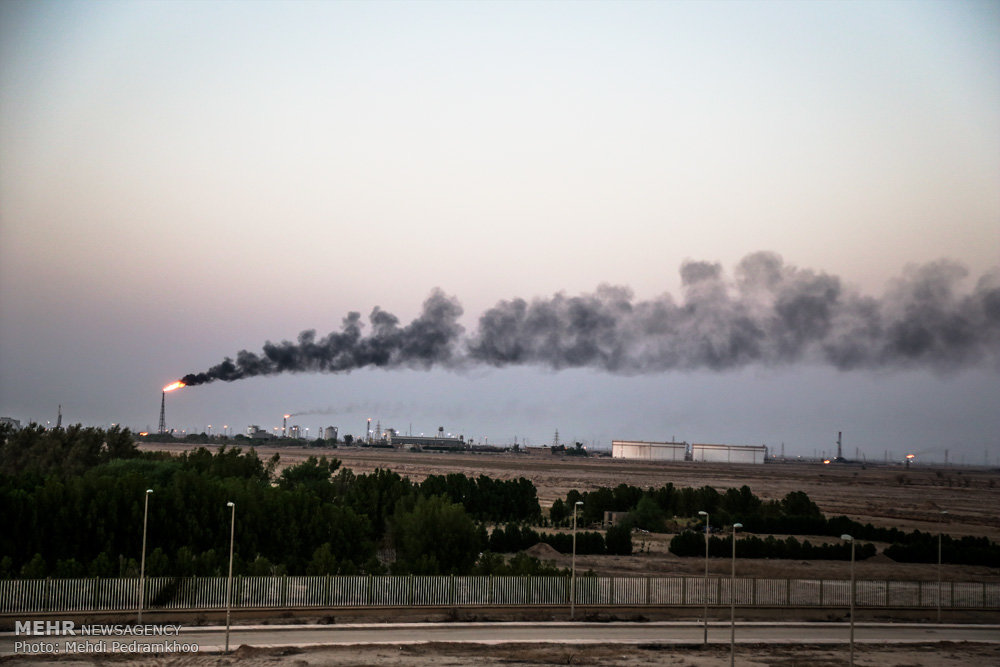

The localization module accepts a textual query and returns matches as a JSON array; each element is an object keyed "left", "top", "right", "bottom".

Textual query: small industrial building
[
  {"left": 388, "top": 434, "right": 466, "bottom": 450},
  {"left": 691, "top": 443, "right": 767, "bottom": 464},
  {"left": 612, "top": 440, "right": 688, "bottom": 461}
]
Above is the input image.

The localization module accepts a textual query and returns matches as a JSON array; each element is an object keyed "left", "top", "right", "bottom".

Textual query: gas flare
[{"left": 163, "top": 381, "right": 186, "bottom": 392}]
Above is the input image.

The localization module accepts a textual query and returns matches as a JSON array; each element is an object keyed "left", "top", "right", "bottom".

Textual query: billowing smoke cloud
[
  {"left": 180, "top": 289, "right": 464, "bottom": 386},
  {"left": 179, "top": 252, "right": 1000, "bottom": 386}
]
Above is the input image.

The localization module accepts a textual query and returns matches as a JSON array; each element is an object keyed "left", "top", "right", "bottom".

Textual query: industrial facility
[
  {"left": 691, "top": 442, "right": 767, "bottom": 464},
  {"left": 388, "top": 426, "right": 466, "bottom": 450},
  {"left": 611, "top": 440, "right": 687, "bottom": 461},
  {"left": 612, "top": 439, "right": 767, "bottom": 464}
]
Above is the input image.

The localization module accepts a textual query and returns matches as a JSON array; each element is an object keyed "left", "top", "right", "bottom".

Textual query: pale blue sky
[{"left": 1, "top": 1, "right": 998, "bottom": 460}]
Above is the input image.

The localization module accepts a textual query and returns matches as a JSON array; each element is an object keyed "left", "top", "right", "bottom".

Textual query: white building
[
  {"left": 612, "top": 440, "right": 687, "bottom": 461},
  {"left": 691, "top": 443, "right": 767, "bottom": 464}
]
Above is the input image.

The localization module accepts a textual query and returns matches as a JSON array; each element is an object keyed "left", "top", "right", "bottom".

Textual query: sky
[{"left": 1, "top": 0, "right": 998, "bottom": 463}]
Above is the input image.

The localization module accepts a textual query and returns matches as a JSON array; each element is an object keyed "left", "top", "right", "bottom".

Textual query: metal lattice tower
[{"left": 158, "top": 391, "right": 166, "bottom": 434}]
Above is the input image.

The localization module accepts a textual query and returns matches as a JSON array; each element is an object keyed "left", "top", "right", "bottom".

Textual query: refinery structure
[{"left": 612, "top": 439, "right": 767, "bottom": 464}]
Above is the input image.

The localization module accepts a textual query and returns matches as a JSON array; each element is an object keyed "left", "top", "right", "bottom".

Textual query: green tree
[
  {"left": 628, "top": 494, "right": 666, "bottom": 532},
  {"left": 389, "top": 495, "right": 483, "bottom": 574},
  {"left": 278, "top": 456, "right": 341, "bottom": 492},
  {"left": 306, "top": 543, "right": 339, "bottom": 575},
  {"left": 549, "top": 498, "right": 568, "bottom": 526},
  {"left": 605, "top": 525, "right": 633, "bottom": 556}
]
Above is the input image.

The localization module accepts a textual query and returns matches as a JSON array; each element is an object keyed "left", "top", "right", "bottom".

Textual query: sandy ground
[{"left": 3, "top": 641, "right": 1000, "bottom": 666}]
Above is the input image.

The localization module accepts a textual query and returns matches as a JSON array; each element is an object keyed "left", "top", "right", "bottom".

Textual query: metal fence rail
[{"left": 1, "top": 576, "right": 997, "bottom": 614}]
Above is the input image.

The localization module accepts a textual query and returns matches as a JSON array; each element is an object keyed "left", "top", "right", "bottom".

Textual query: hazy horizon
[{"left": 2, "top": 1, "right": 998, "bottom": 463}]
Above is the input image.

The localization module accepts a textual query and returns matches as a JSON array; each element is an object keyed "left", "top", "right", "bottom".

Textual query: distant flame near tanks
[{"left": 163, "top": 381, "right": 186, "bottom": 392}]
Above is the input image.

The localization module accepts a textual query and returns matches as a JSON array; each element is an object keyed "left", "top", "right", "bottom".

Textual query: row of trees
[
  {"left": 487, "top": 523, "right": 632, "bottom": 556},
  {"left": 0, "top": 424, "right": 545, "bottom": 579},
  {"left": 549, "top": 481, "right": 1000, "bottom": 566},
  {"left": 669, "top": 531, "right": 877, "bottom": 561}
]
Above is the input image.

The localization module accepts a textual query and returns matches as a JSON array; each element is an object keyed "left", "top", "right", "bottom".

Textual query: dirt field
[{"left": 138, "top": 442, "right": 1000, "bottom": 584}]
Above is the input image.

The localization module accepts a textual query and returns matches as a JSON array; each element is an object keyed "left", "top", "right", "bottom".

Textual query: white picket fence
[{"left": 1, "top": 576, "right": 997, "bottom": 614}]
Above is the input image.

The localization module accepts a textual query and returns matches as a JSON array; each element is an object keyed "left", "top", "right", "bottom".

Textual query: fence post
[
  {"left": 408, "top": 574, "right": 414, "bottom": 606},
  {"left": 609, "top": 578, "right": 615, "bottom": 606},
  {"left": 785, "top": 578, "right": 790, "bottom": 606},
  {"left": 819, "top": 579, "right": 824, "bottom": 607},
  {"left": 93, "top": 577, "right": 100, "bottom": 610},
  {"left": 752, "top": 578, "right": 756, "bottom": 606},
  {"left": 488, "top": 574, "right": 493, "bottom": 606},
  {"left": 919, "top": 580, "right": 923, "bottom": 607},
  {"left": 716, "top": 576, "right": 722, "bottom": 606},
  {"left": 950, "top": 581, "right": 954, "bottom": 609},
  {"left": 281, "top": 574, "right": 287, "bottom": 608},
  {"left": 526, "top": 575, "right": 532, "bottom": 605},
  {"left": 983, "top": 582, "right": 987, "bottom": 608},
  {"left": 646, "top": 577, "right": 651, "bottom": 606},
  {"left": 367, "top": 574, "right": 374, "bottom": 606},
  {"left": 682, "top": 576, "right": 687, "bottom": 605},
  {"left": 449, "top": 574, "right": 455, "bottom": 607}
]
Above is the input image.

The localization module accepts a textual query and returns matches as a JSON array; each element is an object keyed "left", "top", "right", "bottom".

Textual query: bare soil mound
[
  {"left": 867, "top": 552, "right": 896, "bottom": 563},
  {"left": 524, "top": 542, "right": 561, "bottom": 559}
]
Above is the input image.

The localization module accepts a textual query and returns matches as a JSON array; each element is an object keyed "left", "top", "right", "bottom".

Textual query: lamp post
[
  {"left": 571, "top": 500, "right": 583, "bottom": 619},
  {"left": 841, "top": 534, "right": 855, "bottom": 667},
  {"left": 137, "top": 489, "right": 153, "bottom": 624},
  {"left": 938, "top": 510, "right": 948, "bottom": 623},
  {"left": 730, "top": 522, "right": 742, "bottom": 667},
  {"left": 225, "top": 501, "right": 236, "bottom": 654},
  {"left": 698, "top": 510, "right": 709, "bottom": 645}
]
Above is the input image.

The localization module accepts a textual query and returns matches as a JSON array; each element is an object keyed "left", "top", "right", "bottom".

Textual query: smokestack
[
  {"left": 158, "top": 392, "right": 166, "bottom": 434},
  {"left": 837, "top": 432, "right": 842, "bottom": 460},
  {"left": 56, "top": 404, "right": 62, "bottom": 429}
]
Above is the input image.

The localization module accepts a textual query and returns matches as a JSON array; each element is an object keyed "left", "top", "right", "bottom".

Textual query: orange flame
[{"left": 163, "top": 381, "right": 186, "bottom": 392}]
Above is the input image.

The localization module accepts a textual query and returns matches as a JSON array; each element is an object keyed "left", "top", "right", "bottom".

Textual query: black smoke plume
[
  {"left": 179, "top": 252, "right": 1000, "bottom": 386},
  {"left": 180, "top": 289, "right": 464, "bottom": 386}
]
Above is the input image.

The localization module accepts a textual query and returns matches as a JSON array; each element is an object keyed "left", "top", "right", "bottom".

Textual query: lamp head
[
  {"left": 733, "top": 523, "right": 742, "bottom": 529},
  {"left": 227, "top": 501, "right": 235, "bottom": 507},
  {"left": 841, "top": 534, "right": 853, "bottom": 541},
  {"left": 575, "top": 501, "right": 584, "bottom": 506},
  {"left": 146, "top": 489, "right": 153, "bottom": 494},
  {"left": 698, "top": 510, "right": 708, "bottom": 517}
]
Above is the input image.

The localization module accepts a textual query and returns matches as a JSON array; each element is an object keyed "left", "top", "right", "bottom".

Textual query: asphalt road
[{"left": 3, "top": 621, "right": 999, "bottom": 656}]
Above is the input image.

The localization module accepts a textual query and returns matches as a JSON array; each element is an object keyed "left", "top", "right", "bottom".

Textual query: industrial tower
[{"left": 158, "top": 391, "right": 166, "bottom": 434}]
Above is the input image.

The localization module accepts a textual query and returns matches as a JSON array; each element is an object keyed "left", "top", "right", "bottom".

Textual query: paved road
[{"left": 3, "top": 621, "right": 999, "bottom": 656}]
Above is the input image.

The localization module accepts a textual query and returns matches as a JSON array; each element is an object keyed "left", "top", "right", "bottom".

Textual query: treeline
[
  {"left": 669, "top": 531, "right": 877, "bottom": 561},
  {"left": 0, "top": 424, "right": 544, "bottom": 579},
  {"left": 551, "top": 482, "right": 1000, "bottom": 566},
  {"left": 487, "top": 523, "right": 632, "bottom": 556}
]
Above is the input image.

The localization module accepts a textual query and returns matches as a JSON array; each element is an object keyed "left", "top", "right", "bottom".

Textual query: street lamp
[
  {"left": 730, "top": 522, "right": 742, "bottom": 667},
  {"left": 841, "top": 534, "right": 855, "bottom": 667},
  {"left": 571, "top": 500, "right": 583, "bottom": 619},
  {"left": 938, "top": 510, "right": 948, "bottom": 623},
  {"left": 698, "top": 510, "right": 709, "bottom": 645},
  {"left": 225, "top": 501, "right": 236, "bottom": 654},
  {"left": 137, "top": 489, "right": 153, "bottom": 624}
]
